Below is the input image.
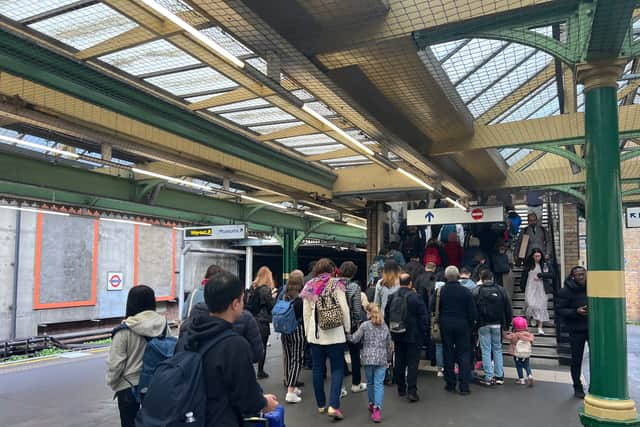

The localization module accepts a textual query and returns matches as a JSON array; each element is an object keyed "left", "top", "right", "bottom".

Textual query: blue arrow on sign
[{"left": 425, "top": 211, "right": 435, "bottom": 223}]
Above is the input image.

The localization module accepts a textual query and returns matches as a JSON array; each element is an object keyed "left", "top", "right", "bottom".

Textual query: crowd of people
[{"left": 104, "top": 212, "right": 591, "bottom": 426}]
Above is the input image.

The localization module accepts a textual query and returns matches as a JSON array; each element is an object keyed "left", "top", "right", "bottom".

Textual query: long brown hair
[
  {"left": 311, "top": 258, "right": 335, "bottom": 277},
  {"left": 381, "top": 260, "right": 400, "bottom": 288},
  {"left": 366, "top": 303, "right": 383, "bottom": 326},
  {"left": 285, "top": 270, "right": 304, "bottom": 300},
  {"left": 252, "top": 266, "right": 274, "bottom": 288}
]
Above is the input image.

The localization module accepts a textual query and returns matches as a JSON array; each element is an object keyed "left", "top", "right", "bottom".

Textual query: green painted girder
[
  {"left": 0, "top": 152, "right": 365, "bottom": 244},
  {"left": 0, "top": 28, "right": 336, "bottom": 190},
  {"left": 622, "top": 187, "right": 640, "bottom": 197},
  {"left": 548, "top": 184, "right": 586, "bottom": 201},
  {"left": 621, "top": 149, "right": 640, "bottom": 162},
  {"left": 413, "top": 1, "right": 584, "bottom": 64},
  {"left": 586, "top": 0, "right": 636, "bottom": 61},
  {"left": 523, "top": 143, "right": 587, "bottom": 168}
]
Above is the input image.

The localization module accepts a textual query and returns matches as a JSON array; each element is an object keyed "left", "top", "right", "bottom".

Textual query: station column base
[{"left": 580, "top": 395, "right": 640, "bottom": 427}]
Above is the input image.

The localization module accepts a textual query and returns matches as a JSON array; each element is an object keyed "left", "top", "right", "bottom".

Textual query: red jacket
[{"left": 443, "top": 242, "right": 464, "bottom": 267}]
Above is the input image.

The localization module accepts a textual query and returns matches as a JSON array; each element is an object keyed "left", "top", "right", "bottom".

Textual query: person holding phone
[{"left": 556, "top": 266, "right": 588, "bottom": 398}]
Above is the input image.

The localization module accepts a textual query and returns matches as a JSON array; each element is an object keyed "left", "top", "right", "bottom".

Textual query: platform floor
[{"left": 1, "top": 326, "right": 639, "bottom": 427}]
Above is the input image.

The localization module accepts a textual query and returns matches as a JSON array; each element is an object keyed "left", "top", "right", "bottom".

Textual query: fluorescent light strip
[
  {"left": 0, "top": 134, "right": 80, "bottom": 159},
  {"left": 132, "top": 168, "right": 213, "bottom": 192},
  {"left": 304, "top": 211, "right": 336, "bottom": 222},
  {"left": 100, "top": 218, "right": 151, "bottom": 227},
  {"left": 346, "top": 222, "right": 367, "bottom": 230},
  {"left": 396, "top": 167, "right": 435, "bottom": 191},
  {"left": 301, "top": 105, "right": 375, "bottom": 156},
  {"left": 0, "top": 205, "right": 70, "bottom": 216},
  {"left": 241, "top": 194, "right": 288, "bottom": 210},
  {"left": 445, "top": 197, "right": 467, "bottom": 211},
  {"left": 139, "top": 0, "right": 244, "bottom": 68}
]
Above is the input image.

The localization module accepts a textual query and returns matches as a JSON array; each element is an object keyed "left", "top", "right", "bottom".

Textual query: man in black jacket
[
  {"left": 385, "top": 273, "right": 429, "bottom": 402},
  {"left": 473, "top": 269, "right": 512, "bottom": 386},
  {"left": 556, "top": 266, "right": 588, "bottom": 398},
  {"left": 433, "top": 266, "right": 477, "bottom": 395},
  {"left": 178, "top": 272, "right": 278, "bottom": 427}
]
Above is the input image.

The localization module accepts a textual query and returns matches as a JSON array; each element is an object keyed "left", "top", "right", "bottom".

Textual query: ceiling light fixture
[
  {"left": 396, "top": 167, "right": 435, "bottom": 191},
  {"left": 0, "top": 134, "right": 80, "bottom": 159},
  {"left": 138, "top": 0, "right": 245, "bottom": 69},
  {"left": 445, "top": 197, "right": 467, "bottom": 211},
  {"left": 0, "top": 205, "right": 70, "bottom": 216},
  {"left": 304, "top": 211, "right": 336, "bottom": 222},
  {"left": 302, "top": 105, "right": 375, "bottom": 156},
  {"left": 100, "top": 217, "right": 152, "bottom": 227},
  {"left": 345, "top": 222, "right": 367, "bottom": 230},
  {"left": 241, "top": 194, "right": 288, "bottom": 210},
  {"left": 132, "top": 168, "right": 213, "bottom": 192}
]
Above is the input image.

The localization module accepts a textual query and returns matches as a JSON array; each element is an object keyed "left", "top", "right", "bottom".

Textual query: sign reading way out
[
  {"left": 407, "top": 206, "right": 504, "bottom": 226},
  {"left": 184, "top": 224, "right": 247, "bottom": 240}
]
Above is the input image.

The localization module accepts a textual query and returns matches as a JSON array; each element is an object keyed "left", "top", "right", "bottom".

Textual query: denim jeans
[
  {"left": 364, "top": 365, "right": 386, "bottom": 408},
  {"left": 514, "top": 357, "right": 532, "bottom": 379},
  {"left": 435, "top": 343, "right": 443, "bottom": 369},
  {"left": 478, "top": 325, "right": 504, "bottom": 380},
  {"left": 311, "top": 343, "right": 345, "bottom": 409}
]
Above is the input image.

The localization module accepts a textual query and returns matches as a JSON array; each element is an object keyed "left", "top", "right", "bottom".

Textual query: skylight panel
[
  {"left": 100, "top": 40, "right": 200, "bottom": 76},
  {"left": 221, "top": 107, "right": 295, "bottom": 126},
  {"left": 0, "top": 0, "right": 77, "bottom": 21},
  {"left": 498, "top": 80, "right": 557, "bottom": 123},
  {"left": 145, "top": 67, "right": 237, "bottom": 96},
  {"left": 441, "top": 39, "right": 507, "bottom": 84},
  {"left": 208, "top": 98, "right": 270, "bottom": 113},
  {"left": 291, "top": 89, "right": 315, "bottom": 101},
  {"left": 431, "top": 39, "right": 467, "bottom": 62},
  {"left": 249, "top": 121, "right": 305, "bottom": 135},
  {"left": 29, "top": 3, "right": 137, "bottom": 51},
  {"left": 304, "top": 101, "right": 336, "bottom": 117},
  {"left": 506, "top": 149, "right": 532, "bottom": 166},
  {"left": 528, "top": 98, "right": 560, "bottom": 120},
  {"left": 456, "top": 44, "right": 536, "bottom": 103},
  {"left": 277, "top": 134, "right": 336, "bottom": 147},
  {"left": 200, "top": 27, "right": 254, "bottom": 57},
  {"left": 247, "top": 57, "right": 268, "bottom": 75},
  {"left": 296, "top": 144, "right": 345, "bottom": 156},
  {"left": 468, "top": 51, "right": 552, "bottom": 117}
]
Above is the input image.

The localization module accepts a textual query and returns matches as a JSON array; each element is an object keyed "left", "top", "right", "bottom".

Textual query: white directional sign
[
  {"left": 626, "top": 207, "right": 640, "bottom": 228},
  {"left": 407, "top": 206, "right": 504, "bottom": 226}
]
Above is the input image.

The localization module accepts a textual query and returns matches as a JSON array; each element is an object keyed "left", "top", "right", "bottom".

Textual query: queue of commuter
[{"left": 106, "top": 209, "right": 590, "bottom": 426}]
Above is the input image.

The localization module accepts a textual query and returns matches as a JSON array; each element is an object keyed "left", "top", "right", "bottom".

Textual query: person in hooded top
[
  {"left": 106, "top": 285, "right": 168, "bottom": 427},
  {"left": 182, "top": 264, "right": 224, "bottom": 320},
  {"left": 177, "top": 271, "right": 278, "bottom": 427}
]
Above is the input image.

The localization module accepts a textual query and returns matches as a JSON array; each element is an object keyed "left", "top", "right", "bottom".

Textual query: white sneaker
[
  {"left": 537, "top": 328, "right": 545, "bottom": 335},
  {"left": 341, "top": 387, "right": 348, "bottom": 398},
  {"left": 285, "top": 392, "right": 302, "bottom": 403},
  {"left": 351, "top": 383, "right": 367, "bottom": 393},
  {"left": 516, "top": 378, "right": 526, "bottom": 385},
  {"left": 437, "top": 369, "right": 444, "bottom": 377},
  {"left": 294, "top": 387, "right": 302, "bottom": 396}
]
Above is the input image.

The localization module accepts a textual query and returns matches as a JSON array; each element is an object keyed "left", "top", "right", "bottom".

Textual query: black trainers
[
  {"left": 459, "top": 388, "right": 471, "bottom": 396},
  {"left": 494, "top": 377, "right": 504, "bottom": 385},
  {"left": 478, "top": 378, "right": 493, "bottom": 387},
  {"left": 574, "top": 386, "right": 585, "bottom": 399},
  {"left": 444, "top": 384, "right": 456, "bottom": 393},
  {"left": 398, "top": 389, "right": 407, "bottom": 397},
  {"left": 407, "top": 392, "right": 420, "bottom": 402},
  {"left": 257, "top": 371, "right": 269, "bottom": 380}
]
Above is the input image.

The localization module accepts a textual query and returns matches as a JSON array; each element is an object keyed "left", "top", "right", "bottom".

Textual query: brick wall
[
  {"left": 563, "top": 204, "right": 580, "bottom": 277},
  {"left": 624, "top": 228, "right": 640, "bottom": 322}
]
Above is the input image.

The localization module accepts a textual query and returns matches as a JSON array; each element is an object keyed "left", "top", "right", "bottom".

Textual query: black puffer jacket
[{"left": 555, "top": 277, "right": 588, "bottom": 333}]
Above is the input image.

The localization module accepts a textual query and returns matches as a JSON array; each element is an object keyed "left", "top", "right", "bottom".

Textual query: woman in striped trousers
[{"left": 281, "top": 270, "right": 306, "bottom": 403}]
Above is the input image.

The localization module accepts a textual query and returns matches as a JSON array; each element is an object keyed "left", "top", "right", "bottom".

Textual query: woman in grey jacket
[{"left": 106, "top": 285, "right": 167, "bottom": 427}]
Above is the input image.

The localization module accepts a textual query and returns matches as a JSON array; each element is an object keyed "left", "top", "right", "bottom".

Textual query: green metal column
[
  {"left": 578, "top": 62, "right": 639, "bottom": 427},
  {"left": 282, "top": 229, "right": 298, "bottom": 283}
]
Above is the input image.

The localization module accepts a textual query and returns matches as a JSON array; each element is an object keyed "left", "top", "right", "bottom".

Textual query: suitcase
[{"left": 244, "top": 405, "right": 285, "bottom": 427}]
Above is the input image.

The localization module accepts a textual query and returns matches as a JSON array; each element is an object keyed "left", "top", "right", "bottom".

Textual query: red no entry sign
[{"left": 471, "top": 208, "right": 484, "bottom": 221}]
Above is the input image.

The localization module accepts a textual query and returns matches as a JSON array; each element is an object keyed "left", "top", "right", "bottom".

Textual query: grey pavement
[{"left": 2, "top": 327, "right": 640, "bottom": 427}]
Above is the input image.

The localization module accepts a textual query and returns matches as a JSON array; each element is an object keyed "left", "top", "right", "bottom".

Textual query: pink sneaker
[
  {"left": 474, "top": 361, "right": 483, "bottom": 370},
  {"left": 368, "top": 403, "right": 374, "bottom": 413},
  {"left": 371, "top": 407, "right": 381, "bottom": 423}
]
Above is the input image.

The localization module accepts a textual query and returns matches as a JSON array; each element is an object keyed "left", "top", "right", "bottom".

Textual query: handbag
[
  {"left": 430, "top": 288, "right": 442, "bottom": 343},
  {"left": 316, "top": 279, "right": 344, "bottom": 332}
]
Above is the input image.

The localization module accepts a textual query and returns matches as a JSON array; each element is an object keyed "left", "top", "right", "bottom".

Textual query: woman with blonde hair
[
  {"left": 350, "top": 303, "right": 392, "bottom": 423},
  {"left": 373, "top": 260, "right": 401, "bottom": 314},
  {"left": 280, "top": 269, "right": 306, "bottom": 403},
  {"left": 249, "top": 266, "right": 276, "bottom": 379}
]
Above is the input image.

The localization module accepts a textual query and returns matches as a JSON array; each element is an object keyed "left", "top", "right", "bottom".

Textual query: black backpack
[
  {"left": 135, "top": 330, "right": 236, "bottom": 427},
  {"left": 387, "top": 291, "right": 410, "bottom": 334},
  {"left": 477, "top": 285, "right": 505, "bottom": 325},
  {"left": 245, "top": 287, "right": 261, "bottom": 316}
]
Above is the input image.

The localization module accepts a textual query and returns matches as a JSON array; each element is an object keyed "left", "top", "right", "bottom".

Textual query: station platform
[{"left": 2, "top": 327, "right": 639, "bottom": 427}]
